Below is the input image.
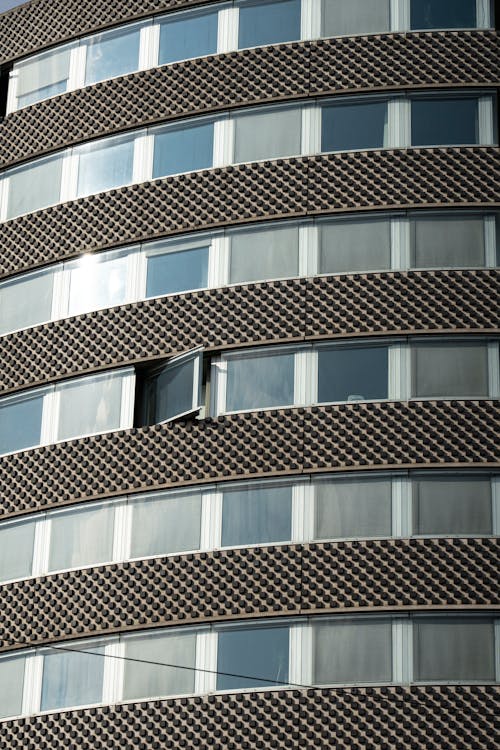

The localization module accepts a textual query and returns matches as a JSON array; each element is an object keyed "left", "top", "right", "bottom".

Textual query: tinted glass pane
[
  {"left": 315, "top": 478, "right": 392, "bottom": 539},
  {"left": 234, "top": 107, "right": 302, "bottom": 163},
  {"left": 131, "top": 492, "right": 202, "bottom": 558},
  {"left": 411, "top": 0, "right": 476, "bottom": 29},
  {"left": 319, "top": 218, "right": 391, "bottom": 274},
  {"left": 412, "top": 343, "right": 488, "bottom": 398},
  {"left": 144, "top": 357, "right": 195, "bottom": 424},
  {"left": 48, "top": 504, "right": 115, "bottom": 572},
  {"left": 411, "top": 98, "right": 479, "bottom": 146},
  {"left": 16, "top": 46, "right": 71, "bottom": 108},
  {"left": 217, "top": 626, "right": 289, "bottom": 690},
  {"left": 238, "top": 0, "right": 301, "bottom": 48},
  {"left": 123, "top": 631, "right": 196, "bottom": 700},
  {"left": 318, "top": 346, "right": 388, "bottom": 402},
  {"left": 0, "top": 393, "right": 44, "bottom": 455},
  {"left": 67, "top": 252, "right": 129, "bottom": 316},
  {"left": 0, "top": 0, "right": 31, "bottom": 11},
  {"left": 0, "top": 518, "right": 35, "bottom": 582},
  {"left": 76, "top": 137, "right": 135, "bottom": 197},
  {"left": 153, "top": 122, "right": 214, "bottom": 178},
  {"left": 56, "top": 373, "right": 123, "bottom": 441},
  {"left": 322, "top": 0, "right": 390, "bottom": 36},
  {"left": 230, "top": 226, "right": 299, "bottom": 283},
  {"left": 221, "top": 484, "right": 292, "bottom": 547},
  {"left": 314, "top": 619, "right": 392, "bottom": 684},
  {"left": 225, "top": 352, "right": 295, "bottom": 411},
  {"left": 6, "top": 155, "right": 63, "bottom": 219},
  {"left": 414, "top": 618, "right": 495, "bottom": 681},
  {"left": 0, "top": 267, "right": 54, "bottom": 335},
  {"left": 146, "top": 245, "right": 209, "bottom": 297},
  {"left": 0, "top": 656, "right": 25, "bottom": 719},
  {"left": 412, "top": 477, "right": 492, "bottom": 535},
  {"left": 85, "top": 25, "right": 141, "bottom": 85},
  {"left": 411, "top": 215, "right": 485, "bottom": 268},
  {"left": 159, "top": 9, "right": 218, "bottom": 64},
  {"left": 322, "top": 102, "right": 388, "bottom": 152},
  {"left": 41, "top": 645, "right": 105, "bottom": 711}
]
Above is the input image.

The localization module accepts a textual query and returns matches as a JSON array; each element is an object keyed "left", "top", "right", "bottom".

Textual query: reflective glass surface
[
  {"left": 41, "top": 645, "right": 105, "bottom": 711},
  {"left": 412, "top": 343, "right": 489, "bottom": 398},
  {"left": 143, "top": 357, "right": 196, "bottom": 424},
  {"left": 412, "top": 477, "right": 492, "bottom": 535},
  {"left": 322, "top": 0, "right": 390, "bottom": 36},
  {"left": 0, "top": 393, "right": 44, "bottom": 455},
  {"left": 56, "top": 373, "right": 123, "bottom": 441},
  {"left": 319, "top": 218, "right": 391, "bottom": 274},
  {"left": 234, "top": 107, "right": 302, "bottom": 163},
  {"left": 76, "top": 136, "right": 135, "bottom": 198},
  {"left": 229, "top": 225, "right": 299, "bottom": 283},
  {"left": 0, "top": 518, "right": 36, "bottom": 582},
  {"left": 48, "top": 504, "right": 115, "bottom": 572},
  {"left": 410, "top": 215, "right": 485, "bottom": 268},
  {"left": 66, "top": 252, "right": 130, "bottom": 316},
  {"left": 159, "top": 8, "right": 218, "bottom": 64},
  {"left": 238, "top": 0, "right": 301, "bottom": 48},
  {"left": 315, "top": 478, "right": 392, "bottom": 539},
  {"left": 221, "top": 484, "right": 292, "bottom": 546},
  {"left": 130, "top": 492, "right": 202, "bottom": 558},
  {"left": 0, "top": 656, "right": 25, "bottom": 719},
  {"left": 314, "top": 618, "right": 392, "bottom": 684},
  {"left": 225, "top": 351, "right": 295, "bottom": 411},
  {"left": 317, "top": 346, "right": 388, "bottom": 402},
  {"left": 322, "top": 101, "right": 388, "bottom": 151},
  {"left": 146, "top": 245, "right": 209, "bottom": 297},
  {"left": 411, "top": 97, "right": 479, "bottom": 146},
  {"left": 123, "top": 631, "right": 196, "bottom": 700},
  {"left": 0, "top": 267, "right": 54, "bottom": 335},
  {"left": 411, "top": 0, "right": 477, "bottom": 29},
  {"left": 6, "top": 154, "right": 63, "bottom": 219},
  {"left": 152, "top": 122, "right": 214, "bottom": 178},
  {"left": 85, "top": 25, "right": 142, "bottom": 85},
  {"left": 216, "top": 626, "right": 289, "bottom": 690}
]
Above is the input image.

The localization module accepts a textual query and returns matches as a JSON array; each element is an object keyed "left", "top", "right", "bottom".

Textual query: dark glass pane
[
  {"left": 225, "top": 352, "right": 295, "bottom": 411},
  {"left": 314, "top": 619, "right": 392, "bottom": 684},
  {"left": 411, "top": 0, "right": 476, "bottom": 29},
  {"left": 412, "top": 343, "right": 488, "bottom": 398},
  {"left": 411, "top": 98, "right": 478, "bottom": 146},
  {"left": 221, "top": 484, "right": 292, "bottom": 546},
  {"left": 153, "top": 122, "right": 214, "bottom": 177},
  {"left": 318, "top": 346, "right": 388, "bottom": 402},
  {"left": 217, "top": 627, "right": 289, "bottom": 690},
  {"left": 145, "top": 358, "right": 195, "bottom": 424},
  {"left": 412, "top": 477, "right": 492, "bottom": 535},
  {"left": 319, "top": 218, "right": 391, "bottom": 274},
  {"left": 159, "top": 9, "right": 218, "bottom": 64},
  {"left": 410, "top": 215, "right": 485, "bottom": 268},
  {"left": 322, "top": 102, "right": 388, "bottom": 152},
  {"left": 146, "top": 246, "right": 209, "bottom": 297},
  {"left": 315, "top": 478, "right": 392, "bottom": 539},
  {"left": 0, "top": 394, "right": 43, "bottom": 454},
  {"left": 238, "top": 0, "right": 301, "bottom": 48}
]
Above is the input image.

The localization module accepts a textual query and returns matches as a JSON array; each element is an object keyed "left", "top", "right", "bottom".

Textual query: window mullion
[
  {"left": 113, "top": 500, "right": 132, "bottom": 562},
  {"left": 68, "top": 44, "right": 86, "bottom": 92},
  {"left": 132, "top": 132, "right": 153, "bottom": 185},
  {"left": 477, "top": 0, "right": 492, "bottom": 28},
  {"left": 299, "top": 223, "right": 317, "bottom": 277},
  {"left": 492, "top": 476, "right": 500, "bottom": 536},
  {"left": 23, "top": 652, "right": 43, "bottom": 716},
  {"left": 289, "top": 622, "right": 310, "bottom": 687},
  {"left": 392, "top": 617, "right": 406, "bottom": 684},
  {"left": 294, "top": 348, "right": 310, "bottom": 406},
  {"left": 487, "top": 341, "right": 500, "bottom": 398},
  {"left": 196, "top": 630, "right": 217, "bottom": 694},
  {"left": 391, "top": 217, "right": 409, "bottom": 270},
  {"left": 41, "top": 388, "right": 58, "bottom": 446},
  {"left": 495, "top": 618, "right": 500, "bottom": 682},
  {"left": 392, "top": 0, "right": 410, "bottom": 31},
  {"left": 32, "top": 514, "right": 50, "bottom": 577},
  {"left": 301, "top": 105, "right": 321, "bottom": 156},
  {"left": 120, "top": 371, "right": 136, "bottom": 429},
  {"left": 0, "top": 177, "right": 8, "bottom": 221},
  {"left": 391, "top": 477, "right": 411, "bottom": 537},
  {"left": 301, "top": 0, "right": 322, "bottom": 41},
  {"left": 388, "top": 98, "right": 410, "bottom": 149},
  {"left": 213, "top": 116, "right": 233, "bottom": 168},
  {"left": 51, "top": 264, "right": 70, "bottom": 320},
  {"left": 103, "top": 640, "right": 123, "bottom": 705},
  {"left": 6, "top": 70, "right": 17, "bottom": 115},
  {"left": 484, "top": 214, "right": 497, "bottom": 267},
  {"left": 388, "top": 344, "right": 408, "bottom": 401},
  {"left": 478, "top": 95, "right": 495, "bottom": 145},
  {"left": 210, "top": 234, "right": 229, "bottom": 287},
  {"left": 139, "top": 22, "right": 159, "bottom": 70},
  {"left": 60, "top": 152, "right": 78, "bottom": 203},
  {"left": 211, "top": 359, "right": 226, "bottom": 416},
  {"left": 218, "top": 7, "right": 238, "bottom": 53},
  {"left": 291, "top": 481, "right": 307, "bottom": 543}
]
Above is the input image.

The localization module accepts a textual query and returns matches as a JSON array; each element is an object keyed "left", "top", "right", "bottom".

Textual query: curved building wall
[{"left": 0, "top": 0, "right": 499, "bottom": 746}]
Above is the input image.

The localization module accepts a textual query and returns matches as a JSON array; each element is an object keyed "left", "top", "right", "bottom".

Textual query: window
[
  {"left": 0, "top": 390, "right": 44, "bottom": 455},
  {"left": 0, "top": 517, "right": 36, "bottom": 583},
  {"left": 410, "top": 0, "right": 477, "bottom": 29},
  {"left": 65, "top": 250, "right": 131, "bottom": 316},
  {"left": 123, "top": 630, "right": 197, "bottom": 700},
  {"left": 233, "top": 106, "right": 302, "bottom": 163},
  {"left": 319, "top": 217, "right": 391, "bottom": 274},
  {"left": 145, "top": 240, "right": 209, "bottom": 298},
  {"left": 221, "top": 483, "right": 292, "bottom": 547},
  {"left": 5, "top": 153, "right": 63, "bottom": 219},
  {"left": 225, "top": 350, "right": 295, "bottom": 412},
  {"left": 0, "top": 266, "right": 54, "bottom": 335},
  {"left": 413, "top": 617, "right": 495, "bottom": 681},
  {"left": 229, "top": 224, "right": 299, "bottom": 283},
  {"left": 411, "top": 97, "right": 479, "bottom": 146},
  {"left": 84, "top": 24, "right": 142, "bottom": 86},
  {"left": 313, "top": 618, "right": 392, "bottom": 684},
  {"left": 322, "top": 0, "right": 390, "bottom": 36},
  {"left": 317, "top": 345, "right": 389, "bottom": 402},
  {"left": 152, "top": 120, "right": 214, "bottom": 178},
  {"left": 411, "top": 342, "right": 489, "bottom": 398},
  {"left": 216, "top": 625, "right": 289, "bottom": 690},
  {"left": 76, "top": 134, "right": 135, "bottom": 198},
  {"left": 0, "top": 655, "right": 25, "bottom": 719},
  {"left": 56, "top": 371, "right": 125, "bottom": 442},
  {"left": 14, "top": 45, "right": 72, "bottom": 109},
  {"left": 139, "top": 350, "right": 203, "bottom": 425},
  {"left": 0, "top": 0, "right": 31, "bottom": 11},
  {"left": 315, "top": 477, "right": 392, "bottom": 540},
  {"left": 158, "top": 7, "right": 218, "bottom": 65},
  {"left": 40, "top": 643, "right": 105, "bottom": 711},
  {"left": 410, "top": 214, "right": 486, "bottom": 268},
  {"left": 130, "top": 491, "right": 202, "bottom": 558},
  {"left": 322, "top": 100, "right": 388, "bottom": 152},
  {"left": 412, "top": 477, "right": 493, "bottom": 535},
  {"left": 48, "top": 503, "right": 115, "bottom": 573},
  {"left": 238, "top": 0, "right": 301, "bottom": 48}
]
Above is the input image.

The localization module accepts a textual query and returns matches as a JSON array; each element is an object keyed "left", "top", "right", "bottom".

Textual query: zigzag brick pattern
[
  {"left": 1, "top": 149, "right": 499, "bottom": 280},
  {"left": 0, "top": 539, "right": 497, "bottom": 653},
  {"left": 0, "top": 686, "right": 497, "bottom": 749},
  {"left": 0, "top": 402, "right": 498, "bottom": 519},
  {"left": 1, "top": 32, "right": 498, "bottom": 170},
  {"left": 0, "top": 270, "right": 498, "bottom": 395}
]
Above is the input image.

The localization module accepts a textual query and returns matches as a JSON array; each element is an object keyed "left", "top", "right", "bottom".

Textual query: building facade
[{"left": 0, "top": 0, "right": 499, "bottom": 747}]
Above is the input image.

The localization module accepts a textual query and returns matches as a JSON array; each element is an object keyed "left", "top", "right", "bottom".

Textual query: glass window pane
[
  {"left": 221, "top": 484, "right": 292, "bottom": 547},
  {"left": 314, "top": 618, "right": 392, "bottom": 684},
  {"left": 225, "top": 351, "right": 295, "bottom": 412},
  {"left": 238, "top": 0, "right": 301, "bottom": 48},
  {"left": 318, "top": 346, "right": 388, "bottom": 402},
  {"left": 319, "top": 218, "right": 391, "bottom": 274},
  {"left": 0, "top": 655, "right": 25, "bottom": 719},
  {"left": 229, "top": 225, "right": 299, "bottom": 283},
  {"left": 1, "top": 1, "right": 32, "bottom": 12},
  {"left": 66, "top": 251, "right": 130, "bottom": 317},
  {"left": 0, "top": 267, "right": 54, "bottom": 335},
  {"left": 159, "top": 8, "right": 218, "bottom": 65},
  {"left": 56, "top": 372, "right": 124, "bottom": 442},
  {"left": 143, "top": 357, "right": 196, "bottom": 425},
  {"left": 146, "top": 244, "right": 209, "bottom": 297},
  {"left": 411, "top": 98, "right": 479, "bottom": 146},
  {"left": 76, "top": 136, "right": 135, "bottom": 198},
  {"left": 234, "top": 107, "right": 302, "bottom": 163},
  {"left": 16, "top": 46, "right": 71, "bottom": 108},
  {"left": 413, "top": 617, "right": 495, "bottom": 681},
  {"left": 412, "top": 477, "right": 492, "bottom": 535},
  {"left": 84, "top": 25, "right": 141, "bottom": 85},
  {"left": 412, "top": 343, "right": 488, "bottom": 398},
  {"left": 6, "top": 154, "right": 63, "bottom": 219},
  {"left": 130, "top": 491, "right": 202, "bottom": 558},
  {"left": 322, "top": 0, "right": 390, "bottom": 36},
  {"left": 153, "top": 122, "right": 214, "bottom": 178},
  {"left": 217, "top": 626, "right": 289, "bottom": 690},
  {"left": 411, "top": 0, "right": 477, "bottom": 29},
  {"left": 0, "top": 392, "right": 44, "bottom": 455},
  {"left": 123, "top": 631, "right": 196, "bottom": 700},
  {"left": 41, "top": 644, "right": 105, "bottom": 711},
  {"left": 411, "top": 215, "right": 485, "bottom": 268},
  {"left": 322, "top": 101, "right": 388, "bottom": 152},
  {"left": 0, "top": 518, "right": 36, "bottom": 582},
  {"left": 48, "top": 504, "right": 115, "bottom": 572},
  {"left": 315, "top": 478, "right": 392, "bottom": 540}
]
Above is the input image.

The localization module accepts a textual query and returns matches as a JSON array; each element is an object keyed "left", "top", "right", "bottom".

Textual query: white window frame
[{"left": 141, "top": 348, "right": 204, "bottom": 425}]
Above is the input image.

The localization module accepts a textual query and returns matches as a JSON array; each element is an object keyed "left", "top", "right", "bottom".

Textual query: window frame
[{"left": 138, "top": 348, "right": 204, "bottom": 426}]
